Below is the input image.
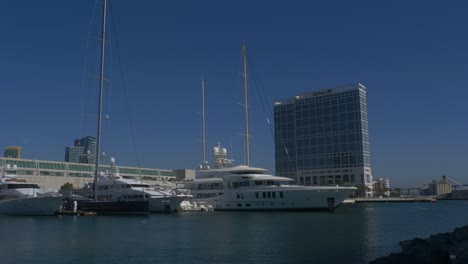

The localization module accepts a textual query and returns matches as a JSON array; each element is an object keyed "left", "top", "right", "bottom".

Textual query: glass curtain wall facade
[
  {"left": 65, "top": 146, "right": 85, "bottom": 163},
  {"left": 274, "top": 83, "right": 372, "bottom": 191},
  {"left": 64, "top": 136, "right": 96, "bottom": 164}
]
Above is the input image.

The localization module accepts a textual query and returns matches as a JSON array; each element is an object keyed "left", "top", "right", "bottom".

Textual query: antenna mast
[
  {"left": 242, "top": 42, "right": 250, "bottom": 166},
  {"left": 93, "top": 0, "right": 107, "bottom": 201}
]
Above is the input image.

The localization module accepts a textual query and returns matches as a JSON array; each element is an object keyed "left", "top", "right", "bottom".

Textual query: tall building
[
  {"left": 65, "top": 136, "right": 96, "bottom": 164},
  {"left": 65, "top": 146, "right": 85, "bottom": 163},
  {"left": 4, "top": 146, "right": 21, "bottom": 159},
  {"left": 274, "top": 83, "right": 373, "bottom": 195}
]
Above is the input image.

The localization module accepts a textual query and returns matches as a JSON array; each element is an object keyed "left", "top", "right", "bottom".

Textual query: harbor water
[{"left": 1, "top": 200, "right": 468, "bottom": 264}]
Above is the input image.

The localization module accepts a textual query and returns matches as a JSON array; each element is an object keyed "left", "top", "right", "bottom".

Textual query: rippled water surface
[{"left": 1, "top": 201, "right": 468, "bottom": 264}]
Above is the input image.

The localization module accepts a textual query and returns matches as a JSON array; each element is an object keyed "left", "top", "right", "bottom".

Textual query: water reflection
[{"left": 2, "top": 202, "right": 468, "bottom": 263}]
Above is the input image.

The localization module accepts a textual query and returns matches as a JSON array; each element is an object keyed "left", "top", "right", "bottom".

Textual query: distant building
[
  {"left": 0, "top": 156, "right": 187, "bottom": 190},
  {"left": 65, "top": 146, "right": 85, "bottom": 163},
  {"left": 65, "top": 136, "right": 96, "bottom": 164},
  {"left": 428, "top": 176, "right": 452, "bottom": 197},
  {"left": 173, "top": 169, "right": 196, "bottom": 181},
  {"left": 274, "top": 83, "right": 373, "bottom": 196},
  {"left": 374, "top": 178, "right": 390, "bottom": 197},
  {"left": 4, "top": 146, "right": 21, "bottom": 159}
]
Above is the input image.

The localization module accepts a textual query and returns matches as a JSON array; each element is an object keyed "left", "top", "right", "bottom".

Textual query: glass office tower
[
  {"left": 64, "top": 136, "right": 96, "bottom": 164},
  {"left": 274, "top": 83, "right": 372, "bottom": 193}
]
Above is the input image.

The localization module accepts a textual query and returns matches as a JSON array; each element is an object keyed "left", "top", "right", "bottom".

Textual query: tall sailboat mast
[
  {"left": 201, "top": 78, "right": 207, "bottom": 167},
  {"left": 93, "top": 0, "right": 107, "bottom": 201},
  {"left": 242, "top": 42, "right": 250, "bottom": 166}
]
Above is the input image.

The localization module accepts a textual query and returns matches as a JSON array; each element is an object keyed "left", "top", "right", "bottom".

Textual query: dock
[
  {"left": 56, "top": 210, "right": 96, "bottom": 216},
  {"left": 344, "top": 197, "right": 437, "bottom": 203}
]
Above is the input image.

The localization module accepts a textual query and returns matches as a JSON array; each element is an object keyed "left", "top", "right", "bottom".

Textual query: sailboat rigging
[
  {"left": 75, "top": 1, "right": 189, "bottom": 214},
  {"left": 93, "top": 0, "right": 107, "bottom": 202}
]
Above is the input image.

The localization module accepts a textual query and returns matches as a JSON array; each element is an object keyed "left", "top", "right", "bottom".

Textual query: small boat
[{"left": 0, "top": 166, "right": 63, "bottom": 215}]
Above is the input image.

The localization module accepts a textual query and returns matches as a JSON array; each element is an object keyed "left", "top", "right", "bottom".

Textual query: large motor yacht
[
  {"left": 0, "top": 165, "right": 63, "bottom": 215},
  {"left": 76, "top": 158, "right": 189, "bottom": 213},
  {"left": 184, "top": 146, "right": 356, "bottom": 211}
]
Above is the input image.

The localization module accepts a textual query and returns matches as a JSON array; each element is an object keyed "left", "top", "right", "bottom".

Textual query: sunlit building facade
[
  {"left": 0, "top": 156, "right": 183, "bottom": 190},
  {"left": 4, "top": 146, "right": 21, "bottom": 159},
  {"left": 274, "top": 83, "right": 373, "bottom": 194}
]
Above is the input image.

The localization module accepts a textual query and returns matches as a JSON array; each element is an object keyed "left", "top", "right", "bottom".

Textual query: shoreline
[{"left": 369, "top": 225, "right": 468, "bottom": 264}]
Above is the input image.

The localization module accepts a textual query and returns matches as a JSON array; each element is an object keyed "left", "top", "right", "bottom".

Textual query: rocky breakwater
[{"left": 370, "top": 225, "right": 468, "bottom": 264}]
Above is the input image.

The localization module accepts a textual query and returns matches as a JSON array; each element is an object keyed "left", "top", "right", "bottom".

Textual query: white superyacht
[
  {"left": 0, "top": 165, "right": 63, "bottom": 215},
  {"left": 185, "top": 44, "right": 356, "bottom": 210},
  {"left": 185, "top": 146, "right": 356, "bottom": 211}
]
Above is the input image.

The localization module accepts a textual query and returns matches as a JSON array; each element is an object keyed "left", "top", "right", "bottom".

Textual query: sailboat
[
  {"left": 184, "top": 43, "right": 357, "bottom": 211},
  {"left": 75, "top": 0, "right": 188, "bottom": 214}
]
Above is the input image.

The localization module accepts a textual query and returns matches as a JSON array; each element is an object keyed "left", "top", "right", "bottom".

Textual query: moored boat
[
  {"left": 185, "top": 146, "right": 356, "bottom": 211},
  {"left": 0, "top": 166, "right": 63, "bottom": 215}
]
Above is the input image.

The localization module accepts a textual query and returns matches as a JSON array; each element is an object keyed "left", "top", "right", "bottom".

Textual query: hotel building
[{"left": 274, "top": 83, "right": 373, "bottom": 195}]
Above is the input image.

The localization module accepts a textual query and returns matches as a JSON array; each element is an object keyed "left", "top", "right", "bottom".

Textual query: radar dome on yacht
[
  {"left": 213, "top": 147, "right": 219, "bottom": 154},
  {"left": 221, "top": 148, "right": 227, "bottom": 155}
]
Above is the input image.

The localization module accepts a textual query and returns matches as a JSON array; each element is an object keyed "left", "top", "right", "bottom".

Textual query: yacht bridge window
[
  {"left": 231, "top": 170, "right": 264, "bottom": 175},
  {"left": 231, "top": 181, "right": 250, "bottom": 189},
  {"left": 130, "top": 184, "right": 150, "bottom": 188},
  {"left": 197, "top": 183, "right": 223, "bottom": 190}
]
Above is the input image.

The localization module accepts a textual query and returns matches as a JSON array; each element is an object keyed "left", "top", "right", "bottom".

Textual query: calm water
[{"left": 1, "top": 201, "right": 468, "bottom": 264}]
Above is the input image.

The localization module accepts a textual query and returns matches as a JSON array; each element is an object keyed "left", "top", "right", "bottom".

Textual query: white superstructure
[
  {"left": 185, "top": 146, "right": 356, "bottom": 211},
  {"left": 0, "top": 165, "right": 63, "bottom": 215}
]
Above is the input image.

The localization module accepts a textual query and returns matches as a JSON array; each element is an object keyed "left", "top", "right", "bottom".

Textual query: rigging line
[
  {"left": 80, "top": 1, "right": 100, "bottom": 137},
  {"left": 245, "top": 51, "right": 274, "bottom": 139},
  {"left": 245, "top": 51, "right": 292, "bottom": 166},
  {"left": 108, "top": 0, "right": 143, "bottom": 184},
  {"left": 246, "top": 51, "right": 274, "bottom": 119},
  {"left": 103, "top": 5, "right": 114, "bottom": 149}
]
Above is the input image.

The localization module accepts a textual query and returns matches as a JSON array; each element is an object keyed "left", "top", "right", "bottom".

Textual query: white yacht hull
[
  {"left": 192, "top": 186, "right": 355, "bottom": 211},
  {"left": 149, "top": 196, "right": 187, "bottom": 213},
  {"left": 0, "top": 196, "right": 64, "bottom": 215}
]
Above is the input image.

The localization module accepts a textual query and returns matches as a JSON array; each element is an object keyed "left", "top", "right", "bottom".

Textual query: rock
[{"left": 369, "top": 226, "right": 468, "bottom": 264}]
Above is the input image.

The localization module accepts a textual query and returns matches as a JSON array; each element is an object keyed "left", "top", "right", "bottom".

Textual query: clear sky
[{"left": 1, "top": 0, "right": 467, "bottom": 188}]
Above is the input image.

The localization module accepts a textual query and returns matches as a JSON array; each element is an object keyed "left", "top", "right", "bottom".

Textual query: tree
[{"left": 60, "top": 182, "right": 74, "bottom": 190}]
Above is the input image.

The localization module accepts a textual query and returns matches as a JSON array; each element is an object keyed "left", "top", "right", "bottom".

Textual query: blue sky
[{"left": 1, "top": 0, "right": 467, "bottom": 188}]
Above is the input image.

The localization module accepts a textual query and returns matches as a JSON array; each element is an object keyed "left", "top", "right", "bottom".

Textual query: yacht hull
[
  {"left": 149, "top": 196, "right": 187, "bottom": 213},
  {"left": 192, "top": 187, "right": 356, "bottom": 211},
  {"left": 77, "top": 200, "right": 149, "bottom": 215},
  {"left": 0, "top": 196, "right": 64, "bottom": 215}
]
